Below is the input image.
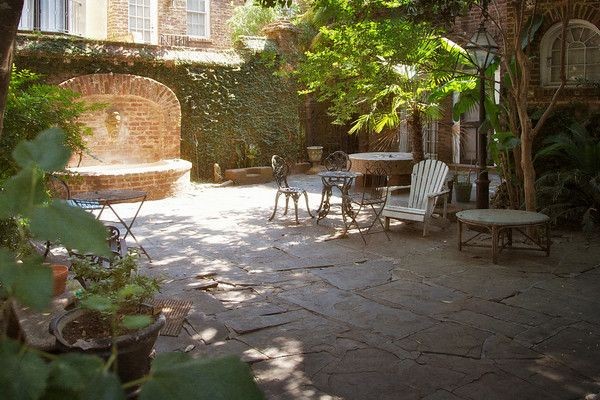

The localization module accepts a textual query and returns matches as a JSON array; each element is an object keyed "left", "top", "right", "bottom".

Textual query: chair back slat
[{"left": 408, "top": 160, "right": 449, "bottom": 209}]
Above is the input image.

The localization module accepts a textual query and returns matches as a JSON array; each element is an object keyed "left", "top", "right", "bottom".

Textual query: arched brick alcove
[
  {"left": 59, "top": 73, "right": 190, "bottom": 199},
  {"left": 60, "top": 73, "right": 181, "bottom": 166}
]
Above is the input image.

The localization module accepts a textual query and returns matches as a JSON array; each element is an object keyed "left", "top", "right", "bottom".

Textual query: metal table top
[{"left": 72, "top": 189, "right": 147, "bottom": 204}]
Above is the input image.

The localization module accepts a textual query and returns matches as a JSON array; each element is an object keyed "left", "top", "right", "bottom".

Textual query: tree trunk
[
  {"left": 520, "top": 122, "right": 537, "bottom": 212},
  {"left": 0, "top": 0, "right": 24, "bottom": 137},
  {"left": 408, "top": 107, "right": 424, "bottom": 163}
]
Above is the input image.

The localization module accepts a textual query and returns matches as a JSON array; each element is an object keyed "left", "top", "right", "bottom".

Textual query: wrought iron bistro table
[
  {"left": 316, "top": 170, "right": 360, "bottom": 222},
  {"left": 72, "top": 189, "right": 151, "bottom": 261},
  {"left": 456, "top": 209, "right": 551, "bottom": 264}
]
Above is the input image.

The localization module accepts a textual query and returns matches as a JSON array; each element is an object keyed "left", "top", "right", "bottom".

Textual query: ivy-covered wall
[{"left": 13, "top": 35, "right": 304, "bottom": 181}]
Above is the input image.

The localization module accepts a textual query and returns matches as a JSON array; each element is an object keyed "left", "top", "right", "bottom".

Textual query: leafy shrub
[
  {"left": 71, "top": 252, "right": 160, "bottom": 332},
  {"left": 0, "top": 68, "right": 100, "bottom": 179},
  {"left": 535, "top": 120, "right": 600, "bottom": 232},
  {"left": 229, "top": 3, "right": 298, "bottom": 44}
]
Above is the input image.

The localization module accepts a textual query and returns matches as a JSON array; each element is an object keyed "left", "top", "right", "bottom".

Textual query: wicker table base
[{"left": 457, "top": 209, "right": 551, "bottom": 264}]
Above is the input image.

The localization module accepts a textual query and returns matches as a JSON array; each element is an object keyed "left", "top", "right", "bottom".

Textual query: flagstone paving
[{"left": 118, "top": 174, "right": 600, "bottom": 399}]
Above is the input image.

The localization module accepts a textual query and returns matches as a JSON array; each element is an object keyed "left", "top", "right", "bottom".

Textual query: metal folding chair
[{"left": 341, "top": 164, "right": 391, "bottom": 244}]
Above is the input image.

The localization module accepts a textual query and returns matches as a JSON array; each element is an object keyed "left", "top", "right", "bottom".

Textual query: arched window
[{"left": 540, "top": 20, "right": 600, "bottom": 86}]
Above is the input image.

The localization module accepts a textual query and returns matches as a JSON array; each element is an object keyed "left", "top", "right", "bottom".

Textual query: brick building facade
[
  {"left": 107, "top": 0, "right": 243, "bottom": 49},
  {"left": 18, "top": 0, "right": 244, "bottom": 50},
  {"left": 446, "top": 0, "right": 600, "bottom": 165}
]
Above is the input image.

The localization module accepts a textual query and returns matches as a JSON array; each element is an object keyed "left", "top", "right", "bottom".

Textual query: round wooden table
[
  {"left": 349, "top": 152, "right": 413, "bottom": 186},
  {"left": 456, "top": 209, "right": 551, "bottom": 264}
]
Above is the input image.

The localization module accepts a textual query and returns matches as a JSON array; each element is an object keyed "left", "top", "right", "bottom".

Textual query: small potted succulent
[{"left": 50, "top": 252, "right": 165, "bottom": 384}]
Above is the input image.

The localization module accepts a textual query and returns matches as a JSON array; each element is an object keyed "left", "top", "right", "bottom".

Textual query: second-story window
[
  {"left": 129, "top": 0, "right": 157, "bottom": 44},
  {"left": 187, "top": 0, "right": 209, "bottom": 38},
  {"left": 19, "top": 0, "right": 84, "bottom": 35}
]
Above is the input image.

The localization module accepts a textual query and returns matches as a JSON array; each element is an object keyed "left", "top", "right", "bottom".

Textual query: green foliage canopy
[{"left": 296, "top": 1, "right": 474, "bottom": 136}]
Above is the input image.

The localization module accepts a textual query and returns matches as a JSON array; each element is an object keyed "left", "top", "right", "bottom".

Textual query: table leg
[
  {"left": 107, "top": 200, "right": 151, "bottom": 261},
  {"left": 492, "top": 226, "right": 499, "bottom": 264},
  {"left": 545, "top": 222, "right": 551, "bottom": 256},
  {"left": 316, "top": 185, "right": 328, "bottom": 213},
  {"left": 317, "top": 186, "right": 333, "bottom": 223},
  {"left": 458, "top": 220, "right": 463, "bottom": 251}
]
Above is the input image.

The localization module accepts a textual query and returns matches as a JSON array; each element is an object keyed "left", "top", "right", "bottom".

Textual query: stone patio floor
[{"left": 117, "top": 173, "right": 599, "bottom": 399}]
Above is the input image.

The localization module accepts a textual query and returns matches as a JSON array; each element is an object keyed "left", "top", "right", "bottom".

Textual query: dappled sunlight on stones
[{"left": 109, "top": 174, "right": 600, "bottom": 399}]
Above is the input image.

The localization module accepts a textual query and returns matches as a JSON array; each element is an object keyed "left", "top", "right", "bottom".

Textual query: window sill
[{"left": 187, "top": 36, "right": 212, "bottom": 42}]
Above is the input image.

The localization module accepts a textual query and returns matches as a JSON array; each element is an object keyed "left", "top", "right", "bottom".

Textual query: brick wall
[
  {"left": 107, "top": 0, "right": 243, "bottom": 49},
  {"left": 59, "top": 73, "right": 181, "bottom": 167}
]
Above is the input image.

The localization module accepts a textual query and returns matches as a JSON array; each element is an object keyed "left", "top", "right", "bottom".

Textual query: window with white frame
[
  {"left": 540, "top": 19, "right": 600, "bottom": 86},
  {"left": 129, "top": 0, "right": 156, "bottom": 44},
  {"left": 18, "top": 0, "right": 84, "bottom": 35},
  {"left": 187, "top": 0, "right": 209, "bottom": 38}
]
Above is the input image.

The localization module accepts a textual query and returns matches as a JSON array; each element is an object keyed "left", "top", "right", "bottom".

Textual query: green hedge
[{"left": 14, "top": 35, "right": 304, "bottom": 181}]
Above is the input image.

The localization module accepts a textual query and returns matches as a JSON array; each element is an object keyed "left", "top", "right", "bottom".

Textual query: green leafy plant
[
  {"left": 71, "top": 252, "right": 160, "bottom": 332},
  {"left": 229, "top": 3, "right": 279, "bottom": 44},
  {"left": 296, "top": 2, "right": 476, "bottom": 163},
  {"left": 535, "top": 121, "right": 600, "bottom": 233},
  {"left": 0, "top": 129, "right": 264, "bottom": 399},
  {"left": 1, "top": 67, "right": 101, "bottom": 179}
]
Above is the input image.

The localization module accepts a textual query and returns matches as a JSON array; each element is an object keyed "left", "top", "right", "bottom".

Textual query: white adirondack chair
[{"left": 382, "top": 159, "right": 450, "bottom": 236}]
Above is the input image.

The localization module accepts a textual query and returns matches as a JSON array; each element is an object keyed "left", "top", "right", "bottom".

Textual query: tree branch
[{"left": 532, "top": 4, "right": 571, "bottom": 138}]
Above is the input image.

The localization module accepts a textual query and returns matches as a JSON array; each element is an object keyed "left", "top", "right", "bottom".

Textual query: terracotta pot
[{"left": 51, "top": 264, "right": 69, "bottom": 297}]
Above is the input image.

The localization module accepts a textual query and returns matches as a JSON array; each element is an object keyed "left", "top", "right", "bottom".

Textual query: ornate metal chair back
[
  {"left": 324, "top": 151, "right": 351, "bottom": 172},
  {"left": 271, "top": 155, "right": 290, "bottom": 189}
]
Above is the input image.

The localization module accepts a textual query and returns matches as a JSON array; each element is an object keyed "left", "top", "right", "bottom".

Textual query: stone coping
[{"left": 68, "top": 159, "right": 192, "bottom": 176}]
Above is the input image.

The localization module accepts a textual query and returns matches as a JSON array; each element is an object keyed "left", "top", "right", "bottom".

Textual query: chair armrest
[
  {"left": 387, "top": 185, "right": 411, "bottom": 193},
  {"left": 427, "top": 189, "right": 451, "bottom": 199}
]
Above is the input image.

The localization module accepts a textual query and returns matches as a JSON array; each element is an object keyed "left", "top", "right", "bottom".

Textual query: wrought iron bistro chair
[
  {"left": 341, "top": 163, "right": 391, "bottom": 244},
  {"left": 268, "top": 155, "right": 314, "bottom": 224}
]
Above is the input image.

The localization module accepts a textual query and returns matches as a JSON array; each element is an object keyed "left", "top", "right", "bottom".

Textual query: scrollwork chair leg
[{"left": 269, "top": 192, "right": 282, "bottom": 221}]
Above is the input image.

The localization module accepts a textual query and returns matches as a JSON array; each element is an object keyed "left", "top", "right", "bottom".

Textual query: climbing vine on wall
[{"left": 13, "top": 35, "right": 304, "bottom": 181}]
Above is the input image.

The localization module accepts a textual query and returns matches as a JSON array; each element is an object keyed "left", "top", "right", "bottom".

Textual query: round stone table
[{"left": 349, "top": 152, "right": 413, "bottom": 187}]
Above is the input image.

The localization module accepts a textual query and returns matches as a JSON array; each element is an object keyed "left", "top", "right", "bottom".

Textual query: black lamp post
[{"left": 464, "top": 21, "right": 498, "bottom": 209}]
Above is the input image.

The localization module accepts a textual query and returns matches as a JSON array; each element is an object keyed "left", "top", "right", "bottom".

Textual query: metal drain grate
[{"left": 152, "top": 298, "right": 193, "bottom": 337}]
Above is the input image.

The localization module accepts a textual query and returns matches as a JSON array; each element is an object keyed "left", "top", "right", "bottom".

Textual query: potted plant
[
  {"left": 453, "top": 171, "right": 473, "bottom": 203},
  {"left": 50, "top": 252, "right": 165, "bottom": 384}
]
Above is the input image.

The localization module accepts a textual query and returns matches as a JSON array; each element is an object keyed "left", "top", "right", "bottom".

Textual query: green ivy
[{"left": 14, "top": 35, "right": 304, "bottom": 181}]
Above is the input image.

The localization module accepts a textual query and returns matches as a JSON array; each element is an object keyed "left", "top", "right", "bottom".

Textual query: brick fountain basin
[{"left": 67, "top": 159, "right": 192, "bottom": 200}]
